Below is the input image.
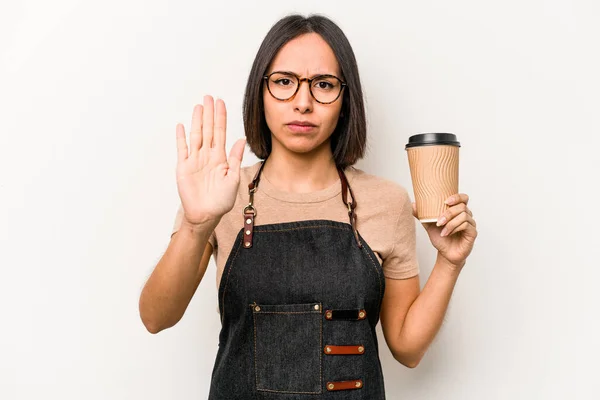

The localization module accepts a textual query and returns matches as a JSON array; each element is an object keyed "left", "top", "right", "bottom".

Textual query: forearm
[
  {"left": 395, "top": 253, "right": 464, "bottom": 366},
  {"left": 139, "top": 217, "right": 217, "bottom": 333}
]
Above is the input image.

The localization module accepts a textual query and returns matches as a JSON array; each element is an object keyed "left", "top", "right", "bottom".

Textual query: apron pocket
[{"left": 251, "top": 302, "right": 322, "bottom": 394}]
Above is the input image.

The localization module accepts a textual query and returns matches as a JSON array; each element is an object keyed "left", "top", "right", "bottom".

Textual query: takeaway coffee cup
[{"left": 405, "top": 133, "right": 461, "bottom": 223}]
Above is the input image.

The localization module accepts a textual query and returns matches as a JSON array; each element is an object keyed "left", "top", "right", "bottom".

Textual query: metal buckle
[{"left": 243, "top": 204, "right": 257, "bottom": 217}]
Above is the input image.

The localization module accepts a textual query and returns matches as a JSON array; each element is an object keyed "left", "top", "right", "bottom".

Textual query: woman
[{"left": 139, "top": 14, "right": 478, "bottom": 399}]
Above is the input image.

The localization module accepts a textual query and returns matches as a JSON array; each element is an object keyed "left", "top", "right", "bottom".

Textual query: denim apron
[{"left": 208, "top": 160, "right": 387, "bottom": 399}]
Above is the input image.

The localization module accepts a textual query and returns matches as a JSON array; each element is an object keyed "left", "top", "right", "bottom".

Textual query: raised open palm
[{"left": 175, "top": 95, "right": 246, "bottom": 226}]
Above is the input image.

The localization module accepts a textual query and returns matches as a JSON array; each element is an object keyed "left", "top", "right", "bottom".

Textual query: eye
[
  {"left": 313, "top": 79, "right": 336, "bottom": 90},
  {"left": 274, "top": 78, "right": 293, "bottom": 86}
]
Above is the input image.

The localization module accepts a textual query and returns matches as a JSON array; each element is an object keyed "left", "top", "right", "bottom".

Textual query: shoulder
[
  {"left": 345, "top": 166, "right": 412, "bottom": 208},
  {"left": 239, "top": 161, "right": 263, "bottom": 188}
]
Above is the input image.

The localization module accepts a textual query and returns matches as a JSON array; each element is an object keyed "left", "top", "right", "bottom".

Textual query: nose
[{"left": 292, "top": 80, "right": 313, "bottom": 114}]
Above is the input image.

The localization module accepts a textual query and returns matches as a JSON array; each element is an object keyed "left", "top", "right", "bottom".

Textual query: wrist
[
  {"left": 435, "top": 253, "right": 465, "bottom": 274},
  {"left": 181, "top": 214, "right": 220, "bottom": 236}
]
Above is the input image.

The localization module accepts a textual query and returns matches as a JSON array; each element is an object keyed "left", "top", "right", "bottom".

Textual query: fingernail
[
  {"left": 440, "top": 228, "right": 448, "bottom": 237},
  {"left": 436, "top": 217, "right": 446, "bottom": 226},
  {"left": 445, "top": 197, "right": 454, "bottom": 205}
]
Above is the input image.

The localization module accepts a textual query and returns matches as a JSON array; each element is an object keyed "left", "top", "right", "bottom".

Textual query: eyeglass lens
[{"left": 266, "top": 72, "right": 343, "bottom": 103}]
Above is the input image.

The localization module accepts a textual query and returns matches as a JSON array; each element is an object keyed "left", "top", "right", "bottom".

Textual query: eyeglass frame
[{"left": 262, "top": 71, "right": 347, "bottom": 104}]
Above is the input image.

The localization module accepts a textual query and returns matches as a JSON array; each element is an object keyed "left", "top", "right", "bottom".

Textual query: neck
[{"left": 262, "top": 141, "right": 340, "bottom": 194}]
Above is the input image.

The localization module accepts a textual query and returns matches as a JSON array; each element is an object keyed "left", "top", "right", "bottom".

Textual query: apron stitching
[
  {"left": 253, "top": 310, "right": 258, "bottom": 389},
  {"left": 253, "top": 311, "right": 320, "bottom": 314},
  {"left": 254, "top": 224, "right": 351, "bottom": 233},
  {"left": 257, "top": 388, "right": 322, "bottom": 394},
  {"left": 320, "top": 302, "right": 323, "bottom": 393},
  {"left": 251, "top": 302, "right": 324, "bottom": 394},
  {"left": 220, "top": 237, "right": 243, "bottom": 324},
  {"left": 361, "top": 244, "right": 384, "bottom": 308}
]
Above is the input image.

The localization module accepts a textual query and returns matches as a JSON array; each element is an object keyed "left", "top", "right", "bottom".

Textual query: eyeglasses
[{"left": 263, "top": 71, "right": 347, "bottom": 104}]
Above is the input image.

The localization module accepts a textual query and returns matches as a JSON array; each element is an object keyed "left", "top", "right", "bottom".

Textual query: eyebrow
[{"left": 269, "top": 70, "right": 338, "bottom": 79}]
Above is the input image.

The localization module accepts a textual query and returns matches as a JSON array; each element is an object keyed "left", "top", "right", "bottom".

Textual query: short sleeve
[
  {"left": 170, "top": 204, "right": 217, "bottom": 249},
  {"left": 382, "top": 187, "right": 420, "bottom": 279}
]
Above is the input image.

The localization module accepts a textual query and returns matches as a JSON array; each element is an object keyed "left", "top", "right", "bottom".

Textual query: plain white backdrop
[{"left": 1, "top": 0, "right": 599, "bottom": 399}]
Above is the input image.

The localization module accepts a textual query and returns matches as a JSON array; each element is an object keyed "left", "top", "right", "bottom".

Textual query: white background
[{"left": 1, "top": 0, "right": 598, "bottom": 399}]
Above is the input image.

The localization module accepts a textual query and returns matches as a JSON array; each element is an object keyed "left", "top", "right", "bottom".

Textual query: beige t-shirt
[{"left": 171, "top": 161, "right": 420, "bottom": 292}]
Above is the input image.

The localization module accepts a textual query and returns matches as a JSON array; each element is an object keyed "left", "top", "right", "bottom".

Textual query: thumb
[{"left": 227, "top": 138, "right": 246, "bottom": 174}]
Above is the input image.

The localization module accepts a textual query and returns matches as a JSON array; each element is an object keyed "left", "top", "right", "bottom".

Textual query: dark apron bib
[{"left": 208, "top": 161, "right": 387, "bottom": 399}]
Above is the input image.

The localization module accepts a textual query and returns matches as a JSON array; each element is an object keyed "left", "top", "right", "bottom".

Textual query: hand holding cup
[
  {"left": 406, "top": 133, "right": 478, "bottom": 269},
  {"left": 411, "top": 193, "right": 477, "bottom": 269}
]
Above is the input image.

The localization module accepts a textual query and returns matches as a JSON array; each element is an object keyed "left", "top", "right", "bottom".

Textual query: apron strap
[
  {"left": 242, "top": 160, "right": 362, "bottom": 249},
  {"left": 338, "top": 167, "right": 362, "bottom": 248},
  {"left": 248, "top": 160, "right": 267, "bottom": 192},
  {"left": 242, "top": 161, "right": 266, "bottom": 248}
]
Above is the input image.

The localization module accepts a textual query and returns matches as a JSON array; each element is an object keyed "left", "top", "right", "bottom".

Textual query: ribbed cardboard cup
[{"left": 405, "top": 133, "right": 461, "bottom": 223}]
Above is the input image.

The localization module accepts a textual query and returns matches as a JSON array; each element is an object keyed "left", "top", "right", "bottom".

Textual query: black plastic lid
[{"left": 405, "top": 133, "right": 461, "bottom": 149}]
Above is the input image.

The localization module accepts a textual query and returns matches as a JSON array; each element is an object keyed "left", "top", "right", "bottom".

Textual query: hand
[
  {"left": 412, "top": 193, "right": 478, "bottom": 270},
  {"left": 175, "top": 95, "right": 246, "bottom": 226}
]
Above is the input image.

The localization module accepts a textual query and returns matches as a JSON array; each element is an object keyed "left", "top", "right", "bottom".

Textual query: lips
[
  {"left": 286, "top": 121, "right": 317, "bottom": 133},
  {"left": 287, "top": 120, "right": 317, "bottom": 127}
]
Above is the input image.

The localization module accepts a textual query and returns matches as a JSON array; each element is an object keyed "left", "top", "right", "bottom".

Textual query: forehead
[{"left": 268, "top": 33, "right": 340, "bottom": 76}]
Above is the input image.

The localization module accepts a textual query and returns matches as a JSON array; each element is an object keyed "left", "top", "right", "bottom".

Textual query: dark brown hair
[{"left": 243, "top": 14, "right": 367, "bottom": 169}]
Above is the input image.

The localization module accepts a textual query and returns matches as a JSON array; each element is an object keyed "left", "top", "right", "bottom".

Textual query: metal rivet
[
  {"left": 314, "top": 304, "right": 320, "bottom": 310},
  {"left": 245, "top": 230, "right": 251, "bottom": 235},
  {"left": 254, "top": 306, "right": 261, "bottom": 312},
  {"left": 359, "top": 311, "right": 365, "bottom": 318},
  {"left": 355, "top": 381, "right": 361, "bottom": 388},
  {"left": 246, "top": 218, "right": 252, "bottom": 224},
  {"left": 326, "top": 347, "right": 332, "bottom": 353},
  {"left": 326, "top": 311, "right": 332, "bottom": 319},
  {"left": 358, "top": 346, "right": 364, "bottom": 353},
  {"left": 328, "top": 383, "right": 334, "bottom": 390},
  {"left": 245, "top": 242, "right": 251, "bottom": 247}
]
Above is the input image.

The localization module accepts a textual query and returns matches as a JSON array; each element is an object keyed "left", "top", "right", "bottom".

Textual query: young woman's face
[{"left": 263, "top": 33, "right": 344, "bottom": 157}]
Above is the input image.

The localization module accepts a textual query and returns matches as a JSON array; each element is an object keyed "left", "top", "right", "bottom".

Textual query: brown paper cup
[{"left": 405, "top": 133, "right": 460, "bottom": 223}]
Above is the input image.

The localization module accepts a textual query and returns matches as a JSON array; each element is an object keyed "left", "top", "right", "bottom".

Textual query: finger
[
  {"left": 445, "top": 221, "right": 472, "bottom": 237},
  {"left": 437, "top": 202, "right": 469, "bottom": 226},
  {"left": 440, "top": 211, "right": 472, "bottom": 236},
  {"left": 412, "top": 202, "right": 417, "bottom": 218},
  {"left": 190, "top": 104, "right": 203, "bottom": 152},
  {"left": 445, "top": 193, "right": 469, "bottom": 206},
  {"left": 175, "top": 123, "right": 188, "bottom": 162},
  {"left": 213, "top": 98, "right": 227, "bottom": 153},
  {"left": 441, "top": 213, "right": 476, "bottom": 236},
  {"left": 226, "top": 138, "right": 246, "bottom": 176},
  {"left": 450, "top": 215, "right": 477, "bottom": 235},
  {"left": 202, "top": 95, "right": 215, "bottom": 149}
]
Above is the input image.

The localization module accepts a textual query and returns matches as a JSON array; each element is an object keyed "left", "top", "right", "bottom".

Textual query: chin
[
  {"left": 277, "top": 134, "right": 330, "bottom": 155},
  {"left": 282, "top": 142, "right": 321, "bottom": 154}
]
